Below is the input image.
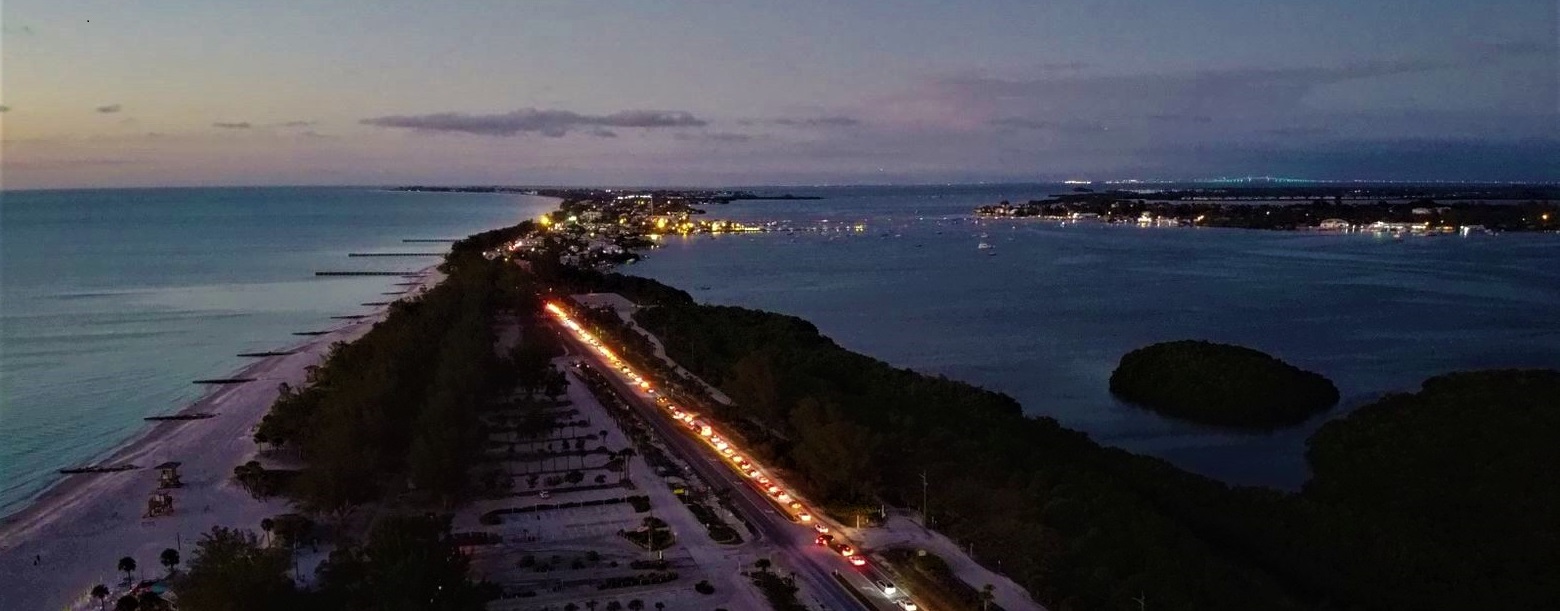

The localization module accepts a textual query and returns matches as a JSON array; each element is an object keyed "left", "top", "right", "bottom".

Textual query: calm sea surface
[
  {"left": 0, "top": 187, "right": 553, "bottom": 516},
  {"left": 3, "top": 185, "right": 1555, "bottom": 512},
  {"left": 628, "top": 185, "right": 1560, "bottom": 489}
]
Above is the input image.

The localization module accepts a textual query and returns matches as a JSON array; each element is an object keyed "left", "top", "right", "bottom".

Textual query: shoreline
[{"left": 0, "top": 266, "right": 443, "bottom": 610}]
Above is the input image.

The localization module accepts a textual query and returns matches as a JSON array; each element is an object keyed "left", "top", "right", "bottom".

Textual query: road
[{"left": 551, "top": 318, "right": 903, "bottom": 611}]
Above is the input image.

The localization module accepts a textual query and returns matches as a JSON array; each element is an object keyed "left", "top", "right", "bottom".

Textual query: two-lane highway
[{"left": 546, "top": 307, "right": 904, "bottom": 611}]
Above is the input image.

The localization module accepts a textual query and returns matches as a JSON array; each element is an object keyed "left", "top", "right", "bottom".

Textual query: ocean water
[
  {"left": 628, "top": 185, "right": 1560, "bottom": 489},
  {"left": 0, "top": 187, "right": 554, "bottom": 515}
]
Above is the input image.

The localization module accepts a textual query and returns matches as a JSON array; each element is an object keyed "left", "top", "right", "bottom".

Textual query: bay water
[{"left": 628, "top": 185, "right": 1560, "bottom": 488}]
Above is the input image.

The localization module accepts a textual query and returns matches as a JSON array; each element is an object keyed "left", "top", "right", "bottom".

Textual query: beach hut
[{"left": 155, "top": 461, "right": 183, "bottom": 488}]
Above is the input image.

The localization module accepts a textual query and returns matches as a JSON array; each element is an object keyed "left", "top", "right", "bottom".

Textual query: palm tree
[
  {"left": 654, "top": 603, "right": 665, "bottom": 611},
  {"left": 259, "top": 517, "right": 275, "bottom": 546},
  {"left": 980, "top": 583, "right": 996, "bottom": 610},
  {"left": 585, "top": 601, "right": 599, "bottom": 611},
  {"left": 114, "top": 595, "right": 139, "bottom": 611},
  {"left": 159, "top": 548, "right": 180, "bottom": 576},
  {"left": 116, "top": 556, "right": 137, "bottom": 584},
  {"left": 606, "top": 602, "right": 623, "bottom": 611},
  {"left": 627, "top": 600, "right": 645, "bottom": 611},
  {"left": 90, "top": 584, "right": 110, "bottom": 610}
]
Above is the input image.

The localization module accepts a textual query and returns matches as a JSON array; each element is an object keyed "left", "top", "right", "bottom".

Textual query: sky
[{"left": 1, "top": 0, "right": 1556, "bottom": 189}]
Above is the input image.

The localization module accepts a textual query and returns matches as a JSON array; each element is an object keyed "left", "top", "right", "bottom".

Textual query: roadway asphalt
[{"left": 554, "top": 322, "right": 900, "bottom": 611}]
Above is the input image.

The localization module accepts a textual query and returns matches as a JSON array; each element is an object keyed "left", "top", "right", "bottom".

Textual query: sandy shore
[{"left": 0, "top": 267, "right": 444, "bottom": 610}]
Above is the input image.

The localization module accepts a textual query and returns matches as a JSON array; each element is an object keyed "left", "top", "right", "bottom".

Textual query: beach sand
[{"left": 0, "top": 268, "right": 443, "bottom": 610}]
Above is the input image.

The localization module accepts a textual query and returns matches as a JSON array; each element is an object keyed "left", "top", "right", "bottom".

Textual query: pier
[
  {"left": 192, "top": 377, "right": 254, "bottom": 384},
  {"left": 361, "top": 301, "right": 390, "bottom": 306},
  {"left": 402, "top": 238, "right": 458, "bottom": 243},
  {"left": 347, "top": 252, "right": 443, "bottom": 257},
  {"left": 144, "top": 413, "right": 216, "bottom": 421},
  {"left": 292, "top": 331, "right": 329, "bottom": 336},
  {"left": 314, "top": 271, "right": 414, "bottom": 276},
  {"left": 237, "top": 351, "right": 293, "bottom": 357},
  {"left": 59, "top": 464, "right": 139, "bottom": 475},
  {"left": 331, "top": 315, "right": 368, "bottom": 320}
]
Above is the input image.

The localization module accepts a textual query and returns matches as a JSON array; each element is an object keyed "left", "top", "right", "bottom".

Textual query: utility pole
[{"left": 920, "top": 471, "right": 929, "bottom": 527}]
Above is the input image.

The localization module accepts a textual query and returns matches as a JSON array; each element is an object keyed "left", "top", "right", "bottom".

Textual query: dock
[
  {"left": 347, "top": 252, "right": 443, "bottom": 257},
  {"left": 314, "top": 271, "right": 413, "bottom": 277},
  {"left": 292, "top": 331, "right": 329, "bottom": 336},
  {"left": 237, "top": 351, "right": 294, "bottom": 357},
  {"left": 331, "top": 315, "right": 368, "bottom": 320},
  {"left": 192, "top": 378, "right": 254, "bottom": 384},
  {"left": 361, "top": 301, "right": 390, "bottom": 306}
]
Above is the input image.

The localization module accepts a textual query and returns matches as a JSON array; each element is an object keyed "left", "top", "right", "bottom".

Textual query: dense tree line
[
  {"left": 174, "top": 515, "right": 487, "bottom": 610},
  {"left": 623, "top": 282, "right": 1560, "bottom": 610},
  {"left": 1109, "top": 340, "right": 1339, "bottom": 428},
  {"left": 255, "top": 230, "right": 540, "bottom": 512}
]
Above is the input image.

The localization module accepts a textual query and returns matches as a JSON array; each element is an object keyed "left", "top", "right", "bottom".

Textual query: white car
[{"left": 897, "top": 601, "right": 917, "bottom": 610}]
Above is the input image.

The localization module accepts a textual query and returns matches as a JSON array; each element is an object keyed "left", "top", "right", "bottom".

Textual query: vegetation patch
[
  {"left": 750, "top": 570, "right": 808, "bottom": 611},
  {"left": 1109, "top": 340, "right": 1339, "bottom": 428},
  {"left": 882, "top": 548, "right": 998, "bottom": 611}
]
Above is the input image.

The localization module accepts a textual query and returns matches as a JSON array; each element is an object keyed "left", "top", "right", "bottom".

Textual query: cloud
[
  {"left": 212, "top": 122, "right": 253, "bottom": 129},
  {"left": 1147, "top": 113, "right": 1213, "bottom": 124},
  {"left": 770, "top": 116, "right": 861, "bottom": 128},
  {"left": 360, "top": 108, "right": 707, "bottom": 137},
  {"left": 988, "top": 117, "right": 1056, "bottom": 130},
  {"left": 275, "top": 120, "right": 316, "bottom": 128},
  {"left": 95, "top": 104, "right": 122, "bottom": 114},
  {"left": 1267, "top": 126, "right": 1336, "bottom": 137},
  {"left": 673, "top": 131, "right": 754, "bottom": 142}
]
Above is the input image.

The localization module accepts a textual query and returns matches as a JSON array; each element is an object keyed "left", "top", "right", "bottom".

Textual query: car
[
  {"left": 815, "top": 534, "right": 834, "bottom": 546},
  {"left": 849, "top": 556, "right": 867, "bottom": 567},
  {"left": 798, "top": 512, "right": 813, "bottom": 522},
  {"left": 875, "top": 580, "right": 896, "bottom": 595},
  {"left": 814, "top": 524, "right": 830, "bottom": 534},
  {"left": 896, "top": 600, "right": 917, "bottom": 610}
]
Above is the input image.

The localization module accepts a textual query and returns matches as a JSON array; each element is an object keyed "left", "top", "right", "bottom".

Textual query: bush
[{"left": 694, "top": 580, "right": 715, "bottom": 595}]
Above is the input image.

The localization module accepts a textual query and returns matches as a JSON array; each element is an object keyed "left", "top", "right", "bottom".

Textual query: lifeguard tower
[
  {"left": 145, "top": 491, "right": 175, "bottom": 518},
  {"left": 155, "top": 461, "right": 183, "bottom": 489}
]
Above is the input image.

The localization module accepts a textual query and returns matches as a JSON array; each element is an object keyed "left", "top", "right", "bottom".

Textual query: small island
[{"left": 1109, "top": 340, "right": 1339, "bottom": 428}]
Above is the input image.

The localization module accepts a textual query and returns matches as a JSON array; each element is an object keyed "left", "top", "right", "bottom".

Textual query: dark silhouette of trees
[
  {"left": 158, "top": 548, "right": 179, "bottom": 576},
  {"left": 1109, "top": 340, "right": 1339, "bottom": 428},
  {"left": 314, "top": 514, "right": 487, "bottom": 611},
  {"left": 628, "top": 285, "right": 1560, "bottom": 610},
  {"left": 116, "top": 557, "right": 137, "bottom": 584},
  {"left": 174, "top": 527, "right": 297, "bottom": 611}
]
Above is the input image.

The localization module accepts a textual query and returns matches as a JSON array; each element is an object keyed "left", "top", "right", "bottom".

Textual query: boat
[{"left": 977, "top": 242, "right": 994, "bottom": 250}]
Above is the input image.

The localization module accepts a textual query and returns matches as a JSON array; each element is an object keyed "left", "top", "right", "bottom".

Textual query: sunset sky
[{"left": 2, "top": 0, "right": 1556, "bottom": 189}]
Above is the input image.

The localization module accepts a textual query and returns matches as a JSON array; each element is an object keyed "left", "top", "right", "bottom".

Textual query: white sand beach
[{"left": 0, "top": 269, "right": 443, "bottom": 610}]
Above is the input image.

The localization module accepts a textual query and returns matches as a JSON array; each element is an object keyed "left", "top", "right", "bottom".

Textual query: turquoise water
[
  {"left": 629, "top": 186, "right": 1560, "bottom": 489},
  {"left": 0, "top": 187, "right": 554, "bottom": 515}
]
